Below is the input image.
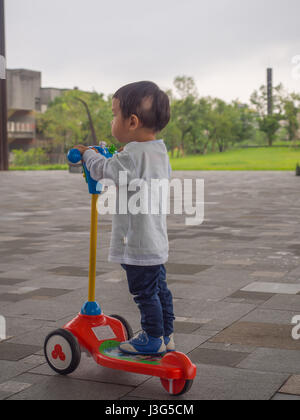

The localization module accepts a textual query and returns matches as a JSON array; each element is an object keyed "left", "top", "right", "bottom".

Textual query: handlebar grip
[{"left": 67, "top": 149, "right": 82, "bottom": 164}]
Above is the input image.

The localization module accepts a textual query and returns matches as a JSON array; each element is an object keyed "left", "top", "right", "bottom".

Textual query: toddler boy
[{"left": 75, "top": 81, "right": 175, "bottom": 355}]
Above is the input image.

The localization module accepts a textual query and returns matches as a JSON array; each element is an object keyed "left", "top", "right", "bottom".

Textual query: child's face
[
  {"left": 111, "top": 98, "right": 132, "bottom": 143},
  {"left": 111, "top": 97, "right": 157, "bottom": 144}
]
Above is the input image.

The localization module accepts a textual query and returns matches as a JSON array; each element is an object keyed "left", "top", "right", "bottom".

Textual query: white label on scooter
[{"left": 92, "top": 326, "right": 115, "bottom": 341}]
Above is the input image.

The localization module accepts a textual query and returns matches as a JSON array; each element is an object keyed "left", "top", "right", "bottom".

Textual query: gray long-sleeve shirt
[{"left": 83, "top": 139, "right": 171, "bottom": 266}]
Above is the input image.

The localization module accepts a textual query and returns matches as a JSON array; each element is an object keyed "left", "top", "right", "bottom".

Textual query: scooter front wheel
[{"left": 44, "top": 329, "right": 81, "bottom": 375}]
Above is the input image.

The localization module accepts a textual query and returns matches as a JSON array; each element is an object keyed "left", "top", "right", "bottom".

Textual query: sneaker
[
  {"left": 119, "top": 331, "right": 166, "bottom": 356},
  {"left": 164, "top": 334, "right": 176, "bottom": 352}
]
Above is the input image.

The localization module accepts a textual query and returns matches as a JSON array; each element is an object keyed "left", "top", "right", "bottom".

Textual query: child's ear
[{"left": 129, "top": 114, "right": 139, "bottom": 130}]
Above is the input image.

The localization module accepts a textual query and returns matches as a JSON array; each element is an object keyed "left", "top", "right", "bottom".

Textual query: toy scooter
[{"left": 44, "top": 144, "right": 197, "bottom": 396}]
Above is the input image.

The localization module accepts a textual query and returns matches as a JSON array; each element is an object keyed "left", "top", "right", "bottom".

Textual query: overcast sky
[{"left": 5, "top": 0, "right": 300, "bottom": 103}]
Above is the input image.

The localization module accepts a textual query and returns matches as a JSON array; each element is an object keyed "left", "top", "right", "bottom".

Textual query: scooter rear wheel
[
  {"left": 160, "top": 378, "right": 194, "bottom": 396},
  {"left": 44, "top": 329, "right": 81, "bottom": 375},
  {"left": 109, "top": 314, "right": 134, "bottom": 340}
]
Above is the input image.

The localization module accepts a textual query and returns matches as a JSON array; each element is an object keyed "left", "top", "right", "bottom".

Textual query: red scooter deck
[
  {"left": 96, "top": 340, "right": 183, "bottom": 379},
  {"left": 64, "top": 314, "right": 196, "bottom": 381}
]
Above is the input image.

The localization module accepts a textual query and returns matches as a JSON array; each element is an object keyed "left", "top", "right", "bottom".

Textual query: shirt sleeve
[{"left": 82, "top": 149, "right": 136, "bottom": 185}]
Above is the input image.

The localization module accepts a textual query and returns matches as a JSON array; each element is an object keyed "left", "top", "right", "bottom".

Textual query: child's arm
[{"left": 79, "top": 147, "right": 136, "bottom": 185}]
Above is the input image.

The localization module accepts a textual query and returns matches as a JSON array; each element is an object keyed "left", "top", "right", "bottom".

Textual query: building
[{"left": 7, "top": 69, "right": 67, "bottom": 151}]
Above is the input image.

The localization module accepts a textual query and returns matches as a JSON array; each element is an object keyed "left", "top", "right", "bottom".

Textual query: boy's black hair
[{"left": 113, "top": 81, "right": 170, "bottom": 133}]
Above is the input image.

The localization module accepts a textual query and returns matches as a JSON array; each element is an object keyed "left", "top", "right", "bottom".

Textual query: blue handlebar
[
  {"left": 67, "top": 149, "right": 82, "bottom": 164},
  {"left": 67, "top": 145, "right": 117, "bottom": 195}
]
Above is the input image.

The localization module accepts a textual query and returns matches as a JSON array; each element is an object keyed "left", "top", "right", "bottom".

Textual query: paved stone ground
[{"left": 0, "top": 170, "right": 300, "bottom": 400}]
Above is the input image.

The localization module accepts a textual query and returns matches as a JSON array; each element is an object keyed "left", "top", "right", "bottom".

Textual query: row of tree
[{"left": 37, "top": 76, "right": 300, "bottom": 157}]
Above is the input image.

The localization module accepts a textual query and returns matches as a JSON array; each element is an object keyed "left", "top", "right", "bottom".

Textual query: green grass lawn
[
  {"left": 8, "top": 147, "right": 300, "bottom": 171},
  {"left": 9, "top": 164, "right": 69, "bottom": 171},
  {"left": 170, "top": 147, "right": 300, "bottom": 171}
]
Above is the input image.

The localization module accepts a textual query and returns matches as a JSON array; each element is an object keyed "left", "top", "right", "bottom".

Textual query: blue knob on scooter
[
  {"left": 81, "top": 301, "right": 102, "bottom": 316},
  {"left": 68, "top": 148, "right": 82, "bottom": 164}
]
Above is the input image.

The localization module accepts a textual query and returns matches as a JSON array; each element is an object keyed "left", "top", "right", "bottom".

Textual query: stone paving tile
[
  {"left": 17, "top": 275, "right": 92, "bottom": 291},
  {"left": 165, "top": 263, "right": 212, "bottom": 275},
  {"left": 241, "top": 308, "right": 298, "bottom": 325},
  {"left": 237, "top": 348, "right": 300, "bottom": 374},
  {"left": 167, "top": 276, "right": 195, "bottom": 285},
  {"left": 7, "top": 375, "right": 134, "bottom": 400},
  {"left": 1, "top": 317, "right": 49, "bottom": 340},
  {"left": 174, "top": 321, "right": 204, "bottom": 334},
  {"left": 261, "top": 294, "right": 300, "bottom": 312},
  {"left": 174, "top": 298, "right": 255, "bottom": 321},
  {"left": 174, "top": 333, "right": 213, "bottom": 354},
  {"left": 0, "top": 288, "right": 72, "bottom": 302},
  {"left": 0, "top": 294, "right": 26, "bottom": 303},
  {"left": 47, "top": 266, "right": 107, "bottom": 277},
  {"left": 0, "top": 278, "right": 28, "bottom": 286},
  {"left": 125, "top": 364, "right": 289, "bottom": 400},
  {"left": 210, "top": 322, "right": 300, "bottom": 351},
  {"left": 199, "top": 341, "right": 257, "bottom": 354},
  {"left": 272, "top": 393, "right": 300, "bottom": 400},
  {"left": 189, "top": 348, "right": 250, "bottom": 367},
  {"left": 190, "top": 267, "right": 254, "bottom": 289},
  {"left": 0, "top": 357, "right": 46, "bottom": 384},
  {"left": 0, "top": 391, "right": 11, "bottom": 400},
  {"left": 0, "top": 285, "right": 17, "bottom": 296},
  {"left": 169, "top": 282, "right": 238, "bottom": 301},
  {"left": 227, "top": 290, "right": 275, "bottom": 303},
  {"left": 288, "top": 266, "right": 300, "bottom": 276},
  {"left": 249, "top": 271, "right": 288, "bottom": 279},
  {"left": 1, "top": 298, "right": 79, "bottom": 322},
  {"left": 278, "top": 375, "right": 300, "bottom": 396},
  {"left": 0, "top": 380, "right": 32, "bottom": 399},
  {"left": 242, "top": 282, "right": 300, "bottom": 295},
  {"left": 183, "top": 301, "right": 256, "bottom": 334},
  {"left": 5, "top": 325, "right": 58, "bottom": 347},
  {"left": 0, "top": 342, "right": 41, "bottom": 362}
]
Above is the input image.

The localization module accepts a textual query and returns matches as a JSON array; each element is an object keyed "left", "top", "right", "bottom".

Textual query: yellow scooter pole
[{"left": 88, "top": 194, "right": 98, "bottom": 302}]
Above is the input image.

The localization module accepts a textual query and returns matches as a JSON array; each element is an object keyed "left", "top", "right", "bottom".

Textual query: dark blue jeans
[{"left": 121, "top": 264, "right": 175, "bottom": 338}]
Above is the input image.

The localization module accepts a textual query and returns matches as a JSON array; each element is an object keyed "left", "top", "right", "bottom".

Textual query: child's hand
[{"left": 74, "top": 145, "right": 89, "bottom": 155}]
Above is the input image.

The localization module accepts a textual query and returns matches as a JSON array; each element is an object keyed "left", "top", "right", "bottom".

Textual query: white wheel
[{"left": 44, "top": 329, "right": 81, "bottom": 375}]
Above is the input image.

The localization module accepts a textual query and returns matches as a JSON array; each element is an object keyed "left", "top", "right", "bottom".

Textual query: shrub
[{"left": 11, "top": 148, "right": 49, "bottom": 166}]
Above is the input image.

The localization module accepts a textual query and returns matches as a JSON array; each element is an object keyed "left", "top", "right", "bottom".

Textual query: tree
[
  {"left": 250, "top": 84, "right": 285, "bottom": 146},
  {"left": 173, "top": 76, "right": 199, "bottom": 100},
  {"left": 210, "top": 100, "right": 243, "bottom": 152},
  {"left": 188, "top": 98, "right": 211, "bottom": 155},
  {"left": 232, "top": 101, "right": 257, "bottom": 145},
  {"left": 161, "top": 121, "right": 181, "bottom": 158},
  {"left": 172, "top": 96, "right": 197, "bottom": 156},
  {"left": 282, "top": 93, "right": 300, "bottom": 144},
  {"left": 169, "top": 76, "right": 199, "bottom": 156},
  {"left": 37, "top": 89, "right": 116, "bottom": 157}
]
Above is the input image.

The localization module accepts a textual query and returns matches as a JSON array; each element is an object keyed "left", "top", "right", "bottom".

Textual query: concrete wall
[
  {"left": 7, "top": 69, "right": 41, "bottom": 111},
  {"left": 8, "top": 110, "right": 35, "bottom": 138},
  {"left": 40, "top": 87, "right": 66, "bottom": 112},
  {"left": 6, "top": 69, "right": 72, "bottom": 156}
]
